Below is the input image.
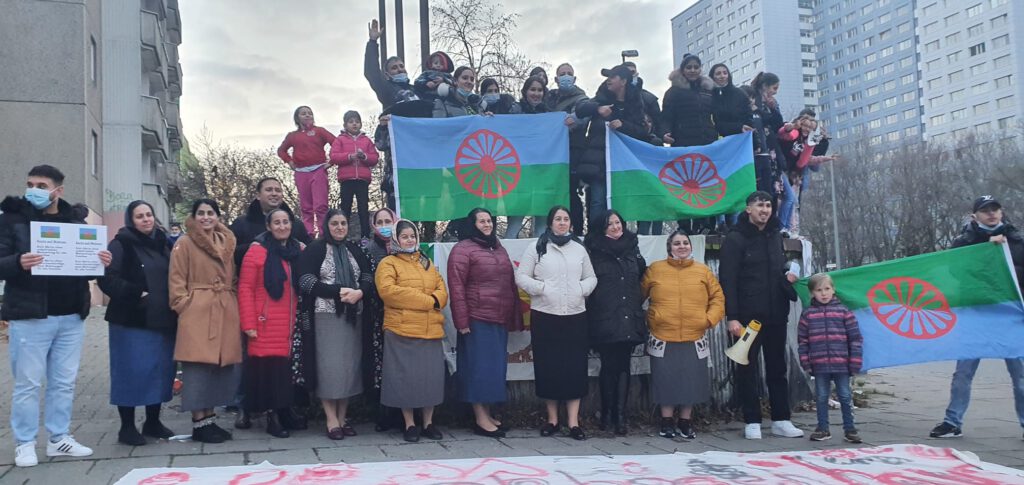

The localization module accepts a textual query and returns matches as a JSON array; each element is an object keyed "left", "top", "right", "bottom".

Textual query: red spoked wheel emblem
[
  {"left": 658, "top": 153, "right": 726, "bottom": 208},
  {"left": 867, "top": 277, "right": 957, "bottom": 340},
  {"left": 454, "top": 129, "right": 521, "bottom": 198}
]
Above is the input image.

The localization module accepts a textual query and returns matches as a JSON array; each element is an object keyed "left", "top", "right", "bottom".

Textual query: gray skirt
[
  {"left": 381, "top": 330, "right": 445, "bottom": 409},
  {"left": 179, "top": 361, "right": 240, "bottom": 412},
  {"left": 650, "top": 341, "right": 710, "bottom": 406},
  {"left": 314, "top": 313, "right": 364, "bottom": 400}
]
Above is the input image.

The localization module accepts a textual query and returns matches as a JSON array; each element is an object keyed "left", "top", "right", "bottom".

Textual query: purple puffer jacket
[
  {"left": 798, "top": 297, "right": 863, "bottom": 375},
  {"left": 446, "top": 238, "right": 523, "bottom": 332}
]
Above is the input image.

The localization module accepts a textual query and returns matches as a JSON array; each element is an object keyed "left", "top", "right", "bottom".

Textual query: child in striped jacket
[{"left": 798, "top": 273, "right": 863, "bottom": 443}]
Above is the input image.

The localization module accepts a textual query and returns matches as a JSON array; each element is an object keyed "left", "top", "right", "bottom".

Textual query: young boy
[
  {"left": 798, "top": 273, "right": 864, "bottom": 443},
  {"left": 413, "top": 51, "right": 455, "bottom": 101}
]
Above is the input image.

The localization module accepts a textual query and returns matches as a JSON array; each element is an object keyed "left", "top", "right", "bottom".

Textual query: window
[
  {"left": 951, "top": 108, "right": 967, "bottom": 120},
  {"left": 998, "top": 116, "right": 1015, "bottom": 129},
  {"left": 969, "top": 43, "right": 986, "bottom": 56},
  {"left": 947, "top": 51, "right": 962, "bottom": 63},
  {"left": 922, "top": 2, "right": 937, "bottom": 16},
  {"left": 967, "top": 23, "right": 984, "bottom": 37},
  {"left": 901, "top": 73, "right": 916, "bottom": 85},
  {"left": 992, "top": 34, "right": 1010, "bottom": 48},
  {"left": 883, "top": 96, "right": 898, "bottom": 108},
  {"left": 865, "top": 69, "right": 878, "bottom": 80},
  {"left": 929, "top": 96, "right": 943, "bottom": 108},
  {"left": 993, "top": 55, "right": 1011, "bottom": 69},
  {"left": 905, "top": 126, "right": 920, "bottom": 137},
  {"left": 970, "top": 63, "right": 986, "bottom": 75},
  {"left": 803, "top": 74, "right": 816, "bottom": 83},
  {"left": 945, "top": 32, "right": 961, "bottom": 44},
  {"left": 944, "top": 13, "right": 960, "bottom": 26},
  {"left": 886, "top": 131, "right": 900, "bottom": 142},
  {"left": 995, "top": 74, "right": 1013, "bottom": 88},
  {"left": 801, "top": 44, "right": 815, "bottom": 53},
  {"left": 881, "top": 62, "right": 895, "bottom": 74},
  {"left": 991, "top": 0, "right": 1008, "bottom": 6},
  {"left": 869, "top": 135, "right": 883, "bottom": 146},
  {"left": 972, "top": 82, "right": 988, "bottom": 94},
  {"left": 966, "top": 4, "right": 982, "bottom": 18},
  {"left": 924, "top": 40, "right": 940, "bottom": 53},
  {"left": 89, "top": 36, "right": 97, "bottom": 84},
  {"left": 885, "top": 114, "right": 899, "bottom": 124},
  {"left": 974, "top": 102, "right": 990, "bottom": 115},
  {"left": 926, "top": 58, "right": 942, "bottom": 70},
  {"left": 804, "top": 90, "right": 817, "bottom": 98},
  {"left": 904, "top": 108, "right": 918, "bottom": 120},
  {"left": 90, "top": 131, "right": 98, "bottom": 176},
  {"left": 863, "top": 36, "right": 875, "bottom": 48},
  {"left": 898, "top": 39, "right": 912, "bottom": 51},
  {"left": 868, "top": 102, "right": 880, "bottom": 113},
  {"left": 996, "top": 96, "right": 1014, "bottom": 109},
  {"left": 849, "top": 75, "right": 860, "bottom": 86},
  {"left": 930, "top": 114, "right": 947, "bottom": 126},
  {"left": 866, "top": 85, "right": 880, "bottom": 96},
  {"left": 928, "top": 77, "right": 942, "bottom": 89},
  {"left": 850, "top": 92, "right": 863, "bottom": 102},
  {"left": 880, "top": 46, "right": 894, "bottom": 58},
  {"left": 868, "top": 118, "right": 882, "bottom": 129},
  {"left": 863, "top": 19, "right": 875, "bottom": 30},
  {"left": 923, "top": 21, "right": 938, "bottom": 35},
  {"left": 991, "top": 14, "right": 1008, "bottom": 28},
  {"left": 948, "top": 70, "right": 964, "bottom": 83},
  {"left": 878, "top": 29, "right": 891, "bottom": 41},
  {"left": 879, "top": 12, "right": 891, "bottom": 24},
  {"left": 884, "top": 80, "right": 897, "bottom": 91},
  {"left": 901, "top": 91, "right": 915, "bottom": 102},
  {"left": 802, "top": 59, "right": 816, "bottom": 68},
  {"left": 898, "top": 21, "right": 911, "bottom": 33},
  {"left": 900, "top": 56, "right": 913, "bottom": 68},
  {"left": 866, "top": 52, "right": 877, "bottom": 63},
  {"left": 950, "top": 89, "right": 966, "bottom": 102}
]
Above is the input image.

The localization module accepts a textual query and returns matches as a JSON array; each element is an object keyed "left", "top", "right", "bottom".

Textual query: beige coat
[{"left": 168, "top": 217, "right": 242, "bottom": 366}]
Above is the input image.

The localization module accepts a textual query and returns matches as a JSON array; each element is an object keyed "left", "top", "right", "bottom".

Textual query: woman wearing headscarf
[
  {"left": 375, "top": 220, "right": 449, "bottom": 443},
  {"left": 237, "top": 208, "right": 304, "bottom": 438},
  {"left": 516, "top": 205, "right": 597, "bottom": 440},
  {"left": 99, "top": 200, "right": 177, "bottom": 446},
  {"left": 295, "top": 209, "right": 374, "bottom": 440},
  {"left": 447, "top": 208, "right": 523, "bottom": 438},
  {"left": 584, "top": 210, "right": 646, "bottom": 435},
  {"left": 360, "top": 207, "right": 397, "bottom": 431},
  {"left": 642, "top": 230, "right": 724, "bottom": 440},
  {"left": 169, "top": 199, "right": 241, "bottom": 444}
]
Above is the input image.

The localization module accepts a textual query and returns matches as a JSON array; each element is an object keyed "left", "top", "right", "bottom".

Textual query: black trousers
[
  {"left": 340, "top": 179, "right": 371, "bottom": 238},
  {"left": 734, "top": 321, "right": 791, "bottom": 423}
]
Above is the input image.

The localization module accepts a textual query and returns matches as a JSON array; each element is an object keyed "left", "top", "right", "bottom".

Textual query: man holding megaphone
[{"left": 719, "top": 191, "right": 800, "bottom": 440}]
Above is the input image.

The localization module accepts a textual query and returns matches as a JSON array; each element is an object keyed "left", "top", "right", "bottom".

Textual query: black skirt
[
  {"left": 531, "top": 310, "right": 589, "bottom": 400},
  {"left": 244, "top": 356, "right": 294, "bottom": 412}
]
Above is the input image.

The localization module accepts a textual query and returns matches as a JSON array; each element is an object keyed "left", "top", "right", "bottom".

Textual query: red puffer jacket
[
  {"left": 238, "top": 243, "right": 297, "bottom": 357},
  {"left": 446, "top": 238, "right": 523, "bottom": 331},
  {"left": 329, "top": 132, "right": 380, "bottom": 182}
]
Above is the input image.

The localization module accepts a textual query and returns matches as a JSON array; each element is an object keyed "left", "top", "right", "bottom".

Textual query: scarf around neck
[{"left": 256, "top": 232, "right": 301, "bottom": 300}]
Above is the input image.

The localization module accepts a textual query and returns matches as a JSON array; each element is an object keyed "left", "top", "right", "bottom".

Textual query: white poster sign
[{"left": 29, "top": 221, "right": 107, "bottom": 276}]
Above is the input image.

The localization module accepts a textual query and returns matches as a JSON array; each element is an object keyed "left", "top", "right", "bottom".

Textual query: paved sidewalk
[{"left": 0, "top": 313, "right": 1021, "bottom": 484}]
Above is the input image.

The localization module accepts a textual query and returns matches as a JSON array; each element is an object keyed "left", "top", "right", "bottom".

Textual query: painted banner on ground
[
  {"left": 795, "top": 243, "right": 1024, "bottom": 371},
  {"left": 606, "top": 130, "right": 755, "bottom": 220},
  {"left": 390, "top": 113, "right": 569, "bottom": 221},
  {"left": 115, "top": 445, "right": 1024, "bottom": 484}
]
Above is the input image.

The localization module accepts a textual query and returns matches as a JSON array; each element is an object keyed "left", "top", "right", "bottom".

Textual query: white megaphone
[{"left": 725, "top": 320, "right": 763, "bottom": 366}]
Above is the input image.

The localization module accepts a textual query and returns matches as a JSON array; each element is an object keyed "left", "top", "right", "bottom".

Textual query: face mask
[
  {"left": 390, "top": 73, "right": 409, "bottom": 83},
  {"left": 397, "top": 245, "right": 418, "bottom": 254},
  {"left": 978, "top": 221, "right": 1004, "bottom": 232},
  {"left": 556, "top": 75, "right": 575, "bottom": 90},
  {"left": 482, "top": 93, "right": 500, "bottom": 105},
  {"left": 457, "top": 87, "right": 474, "bottom": 98},
  {"left": 378, "top": 225, "right": 393, "bottom": 238},
  {"left": 25, "top": 187, "right": 54, "bottom": 210}
]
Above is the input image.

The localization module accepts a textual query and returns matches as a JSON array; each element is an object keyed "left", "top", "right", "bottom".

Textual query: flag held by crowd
[
  {"left": 605, "top": 131, "right": 755, "bottom": 220},
  {"left": 389, "top": 113, "right": 569, "bottom": 221},
  {"left": 795, "top": 242, "right": 1024, "bottom": 371}
]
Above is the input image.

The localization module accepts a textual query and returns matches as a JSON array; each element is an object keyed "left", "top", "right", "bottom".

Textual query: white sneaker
[
  {"left": 46, "top": 435, "right": 93, "bottom": 457},
  {"left": 744, "top": 423, "right": 762, "bottom": 439},
  {"left": 771, "top": 420, "right": 805, "bottom": 438},
  {"left": 15, "top": 442, "right": 38, "bottom": 467}
]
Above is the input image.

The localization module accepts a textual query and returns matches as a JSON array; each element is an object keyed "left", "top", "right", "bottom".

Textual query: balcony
[
  {"left": 166, "top": 101, "right": 182, "bottom": 150},
  {"left": 141, "top": 95, "right": 166, "bottom": 153},
  {"left": 166, "top": 0, "right": 181, "bottom": 44},
  {"left": 141, "top": 10, "right": 167, "bottom": 75}
]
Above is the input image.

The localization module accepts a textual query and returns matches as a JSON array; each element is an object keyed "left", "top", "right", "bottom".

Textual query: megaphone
[{"left": 725, "top": 320, "right": 762, "bottom": 365}]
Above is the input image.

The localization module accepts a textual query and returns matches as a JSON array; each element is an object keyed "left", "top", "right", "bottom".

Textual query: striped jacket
[{"left": 798, "top": 297, "right": 863, "bottom": 375}]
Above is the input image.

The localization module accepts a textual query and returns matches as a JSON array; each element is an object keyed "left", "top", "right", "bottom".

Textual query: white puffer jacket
[{"left": 515, "top": 240, "right": 597, "bottom": 316}]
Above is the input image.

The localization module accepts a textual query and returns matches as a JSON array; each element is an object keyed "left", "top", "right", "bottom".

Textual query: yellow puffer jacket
[
  {"left": 641, "top": 258, "right": 725, "bottom": 342},
  {"left": 375, "top": 252, "right": 449, "bottom": 339}
]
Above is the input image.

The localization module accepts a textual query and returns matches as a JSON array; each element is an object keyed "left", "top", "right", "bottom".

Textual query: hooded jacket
[
  {"left": 229, "top": 199, "right": 311, "bottom": 269},
  {"left": 0, "top": 196, "right": 93, "bottom": 321},
  {"left": 99, "top": 226, "right": 177, "bottom": 330},
  {"left": 661, "top": 71, "right": 717, "bottom": 147},
  {"left": 585, "top": 232, "right": 647, "bottom": 345},
  {"left": 718, "top": 213, "right": 798, "bottom": 326},
  {"left": 952, "top": 220, "right": 1024, "bottom": 282},
  {"left": 711, "top": 74, "right": 753, "bottom": 137},
  {"left": 798, "top": 297, "right": 863, "bottom": 375},
  {"left": 330, "top": 131, "right": 380, "bottom": 182}
]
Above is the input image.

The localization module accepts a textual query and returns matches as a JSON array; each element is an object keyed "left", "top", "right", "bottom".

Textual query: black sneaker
[
  {"left": 403, "top": 425, "right": 421, "bottom": 443},
  {"left": 844, "top": 429, "right": 862, "bottom": 443},
  {"left": 677, "top": 419, "right": 696, "bottom": 440},
  {"left": 118, "top": 427, "right": 147, "bottom": 446},
  {"left": 421, "top": 424, "right": 443, "bottom": 440},
  {"left": 658, "top": 418, "right": 676, "bottom": 439},
  {"left": 929, "top": 422, "right": 962, "bottom": 438}
]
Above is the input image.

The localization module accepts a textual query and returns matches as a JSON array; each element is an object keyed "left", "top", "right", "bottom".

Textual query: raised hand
[{"left": 368, "top": 19, "right": 382, "bottom": 41}]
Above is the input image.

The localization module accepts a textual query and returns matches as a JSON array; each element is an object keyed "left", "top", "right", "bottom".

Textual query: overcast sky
[{"left": 178, "top": 0, "right": 696, "bottom": 150}]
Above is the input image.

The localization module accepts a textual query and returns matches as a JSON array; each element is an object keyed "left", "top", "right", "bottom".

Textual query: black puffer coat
[
  {"left": 718, "top": 213, "right": 798, "bottom": 326},
  {"left": 575, "top": 84, "right": 648, "bottom": 183},
  {"left": 99, "top": 226, "right": 177, "bottom": 330},
  {"left": 229, "top": 199, "right": 311, "bottom": 269},
  {"left": 661, "top": 72, "right": 717, "bottom": 147},
  {"left": 711, "top": 77, "right": 753, "bottom": 137},
  {"left": 0, "top": 197, "right": 93, "bottom": 321},
  {"left": 585, "top": 232, "right": 647, "bottom": 345}
]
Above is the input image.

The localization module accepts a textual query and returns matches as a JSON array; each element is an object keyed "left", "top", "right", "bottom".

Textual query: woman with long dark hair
[
  {"left": 479, "top": 78, "right": 521, "bottom": 115},
  {"left": 99, "top": 200, "right": 177, "bottom": 445},
  {"left": 516, "top": 205, "right": 596, "bottom": 440},
  {"left": 506, "top": 75, "right": 552, "bottom": 239},
  {"left": 749, "top": 72, "right": 787, "bottom": 214}
]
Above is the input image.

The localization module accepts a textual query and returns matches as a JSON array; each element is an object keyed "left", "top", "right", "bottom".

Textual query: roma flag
[
  {"left": 795, "top": 243, "right": 1024, "bottom": 371},
  {"left": 606, "top": 131, "right": 755, "bottom": 220},
  {"left": 390, "top": 113, "right": 569, "bottom": 221}
]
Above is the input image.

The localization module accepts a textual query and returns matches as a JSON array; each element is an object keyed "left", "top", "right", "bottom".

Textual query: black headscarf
[
  {"left": 123, "top": 200, "right": 167, "bottom": 251},
  {"left": 258, "top": 208, "right": 302, "bottom": 300},
  {"left": 322, "top": 209, "right": 357, "bottom": 292},
  {"left": 536, "top": 205, "right": 580, "bottom": 259},
  {"left": 460, "top": 208, "right": 497, "bottom": 248}
]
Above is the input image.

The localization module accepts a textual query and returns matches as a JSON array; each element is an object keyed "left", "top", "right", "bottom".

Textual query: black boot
[
  {"left": 598, "top": 370, "right": 616, "bottom": 431},
  {"left": 614, "top": 372, "right": 630, "bottom": 436},
  {"left": 279, "top": 408, "right": 308, "bottom": 431},
  {"left": 234, "top": 410, "right": 252, "bottom": 429},
  {"left": 142, "top": 404, "right": 175, "bottom": 439},
  {"left": 117, "top": 406, "right": 147, "bottom": 446},
  {"left": 265, "top": 410, "right": 290, "bottom": 438}
]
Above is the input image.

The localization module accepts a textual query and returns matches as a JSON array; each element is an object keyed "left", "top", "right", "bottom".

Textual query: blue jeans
[
  {"left": 505, "top": 216, "right": 547, "bottom": 239},
  {"left": 778, "top": 175, "right": 797, "bottom": 231},
  {"left": 9, "top": 314, "right": 85, "bottom": 444},
  {"left": 943, "top": 358, "right": 1024, "bottom": 429},
  {"left": 815, "top": 372, "right": 855, "bottom": 432},
  {"left": 584, "top": 180, "right": 607, "bottom": 233}
]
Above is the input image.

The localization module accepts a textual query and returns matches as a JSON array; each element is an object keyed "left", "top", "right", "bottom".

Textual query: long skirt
[
  {"left": 380, "top": 331, "right": 445, "bottom": 409},
  {"left": 180, "top": 361, "right": 239, "bottom": 412},
  {"left": 314, "top": 313, "right": 364, "bottom": 400},
  {"left": 244, "top": 356, "right": 294, "bottom": 412},
  {"left": 531, "top": 310, "right": 589, "bottom": 400},
  {"left": 456, "top": 320, "right": 509, "bottom": 404},
  {"left": 109, "top": 324, "right": 176, "bottom": 406},
  {"left": 650, "top": 341, "right": 710, "bottom": 406}
]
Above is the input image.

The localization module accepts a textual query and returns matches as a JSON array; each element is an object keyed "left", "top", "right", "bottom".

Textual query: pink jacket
[
  {"left": 778, "top": 127, "right": 829, "bottom": 170},
  {"left": 329, "top": 132, "right": 380, "bottom": 182}
]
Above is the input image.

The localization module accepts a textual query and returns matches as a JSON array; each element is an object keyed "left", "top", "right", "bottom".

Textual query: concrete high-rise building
[
  {"left": 813, "top": 0, "right": 924, "bottom": 152},
  {"left": 916, "top": 0, "right": 1021, "bottom": 145},
  {"left": 0, "top": 0, "right": 182, "bottom": 228},
  {"left": 671, "top": 0, "right": 819, "bottom": 118}
]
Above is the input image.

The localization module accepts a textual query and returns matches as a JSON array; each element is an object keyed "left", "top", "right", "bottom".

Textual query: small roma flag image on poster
[
  {"left": 79, "top": 228, "right": 98, "bottom": 240},
  {"left": 41, "top": 226, "right": 61, "bottom": 239}
]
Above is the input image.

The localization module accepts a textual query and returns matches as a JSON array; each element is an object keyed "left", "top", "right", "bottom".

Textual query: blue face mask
[
  {"left": 25, "top": 187, "right": 54, "bottom": 210},
  {"left": 482, "top": 93, "right": 500, "bottom": 105},
  {"left": 378, "top": 225, "right": 393, "bottom": 238},
  {"left": 457, "top": 87, "right": 474, "bottom": 98},
  {"left": 556, "top": 75, "right": 575, "bottom": 90},
  {"left": 390, "top": 73, "right": 409, "bottom": 84}
]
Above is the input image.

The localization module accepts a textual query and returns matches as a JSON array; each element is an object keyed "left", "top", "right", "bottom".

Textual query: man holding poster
[{"left": 0, "top": 165, "right": 111, "bottom": 467}]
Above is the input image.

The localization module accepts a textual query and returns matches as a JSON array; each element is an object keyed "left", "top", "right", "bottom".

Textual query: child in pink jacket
[{"left": 330, "top": 110, "right": 380, "bottom": 238}]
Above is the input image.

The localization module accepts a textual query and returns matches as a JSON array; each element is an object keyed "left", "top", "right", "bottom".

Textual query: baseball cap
[
  {"left": 600, "top": 64, "right": 633, "bottom": 80},
  {"left": 972, "top": 195, "right": 1001, "bottom": 213}
]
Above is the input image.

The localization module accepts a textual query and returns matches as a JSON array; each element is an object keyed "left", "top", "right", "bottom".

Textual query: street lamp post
[{"left": 829, "top": 158, "right": 842, "bottom": 269}]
